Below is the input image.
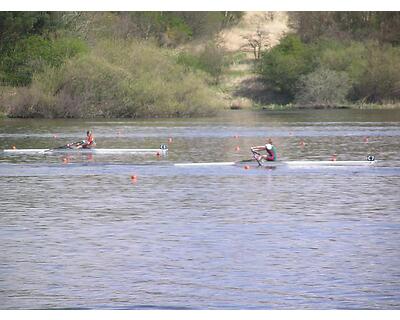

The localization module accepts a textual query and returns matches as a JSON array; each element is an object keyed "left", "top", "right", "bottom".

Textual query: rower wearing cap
[{"left": 251, "top": 138, "right": 277, "bottom": 161}]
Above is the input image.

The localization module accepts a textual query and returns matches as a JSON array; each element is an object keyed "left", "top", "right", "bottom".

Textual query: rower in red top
[
  {"left": 80, "top": 130, "right": 96, "bottom": 149},
  {"left": 251, "top": 138, "right": 277, "bottom": 162}
]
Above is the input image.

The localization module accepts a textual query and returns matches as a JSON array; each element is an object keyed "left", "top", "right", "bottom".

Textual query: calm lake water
[{"left": 0, "top": 109, "right": 400, "bottom": 309}]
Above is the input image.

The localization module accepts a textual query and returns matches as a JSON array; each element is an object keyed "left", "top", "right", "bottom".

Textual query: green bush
[
  {"left": 295, "top": 67, "right": 351, "bottom": 106},
  {"left": 353, "top": 43, "right": 400, "bottom": 102},
  {"left": 259, "top": 34, "right": 400, "bottom": 104},
  {"left": 7, "top": 40, "right": 225, "bottom": 118},
  {"left": 317, "top": 40, "right": 367, "bottom": 92},
  {"left": 318, "top": 40, "right": 400, "bottom": 102},
  {"left": 177, "top": 42, "right": 227, "bottom": 84},
  {"left": 258, "top": 34, "right": 318, "bottom": 99},
  {"left": 0, "top": 35, "right": 87, "bottom": 86}
]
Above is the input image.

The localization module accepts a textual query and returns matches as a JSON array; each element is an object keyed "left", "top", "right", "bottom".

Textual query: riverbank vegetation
[
  {"left": 0, "top": 11, "right": 399, "bottom": 118},
  {"left": 258, "top": 12, "right": 400, "bottom": 108},
  {"left": 0, "top": 12, "right": 241, "bottom": 118}
]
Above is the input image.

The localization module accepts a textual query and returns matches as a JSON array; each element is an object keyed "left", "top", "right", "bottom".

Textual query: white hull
[
  {"left": 2, "top": 148, "right": 168, "bottom": 155},
  {"left": 175, "top": 160, "right": 376, "bottom": 167}
]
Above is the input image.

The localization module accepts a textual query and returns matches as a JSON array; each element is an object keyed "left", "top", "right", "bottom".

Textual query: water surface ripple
[{"left": 1, "top": 110, "right": 400, "bottom": 309}]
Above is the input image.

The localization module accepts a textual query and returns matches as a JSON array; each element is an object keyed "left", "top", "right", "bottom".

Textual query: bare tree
[{"left": 242, "top": 28, "right": 271, "bottom": 60}]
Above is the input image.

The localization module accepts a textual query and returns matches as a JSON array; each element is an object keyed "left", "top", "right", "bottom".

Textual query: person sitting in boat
[
  {"left": 79, "top": 130, "right": 96, "bottom": 149},
  {"left": 251, "top": 139, "right": 277, "bottom": 161}
]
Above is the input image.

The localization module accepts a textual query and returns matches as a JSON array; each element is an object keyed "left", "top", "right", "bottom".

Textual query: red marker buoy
[
  {"left": 156, "top": 152, "right": 160, "bottom": 157},
  {"left": 244, "top": 165, "right": 250, "bottom": 170},
  {"left": 331, "top": 154, "right": 337, "bottom": 161},
  {"left": 130, "top": 175, "right": 138, "bottom": 183}
]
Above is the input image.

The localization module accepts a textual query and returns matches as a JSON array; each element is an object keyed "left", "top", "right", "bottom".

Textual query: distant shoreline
[{"left": 1, "top": 103, "right": 400, "bottom": 120}]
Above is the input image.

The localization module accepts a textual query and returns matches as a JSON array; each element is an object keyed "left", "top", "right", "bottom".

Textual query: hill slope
[{"left": 219, "top": 12, "right": 290, "bottom": 108}]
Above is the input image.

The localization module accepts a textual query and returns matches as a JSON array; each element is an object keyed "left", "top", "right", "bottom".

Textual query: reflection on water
[{"left": 1, "top": 109, "right": 400, "bottom": 309}]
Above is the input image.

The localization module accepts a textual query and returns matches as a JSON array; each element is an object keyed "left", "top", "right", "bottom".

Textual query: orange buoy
[
  {"left": 62, "top": 157, "right": 68, "bottom": 164},
  {"left": 244, "top": 165, "right": 250, "bottom": 170},
  {"left": 235, "top": 146, "right": 240, "bottom": 151}
]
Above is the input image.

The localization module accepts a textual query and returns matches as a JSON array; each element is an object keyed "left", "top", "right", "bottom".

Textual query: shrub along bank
[
  {"left": 258, "top": 12, "right": 400, "bottom": 106},
  {"left": 0, "top": 12, "right": 237, "bottom": 118},
  {"left": 5, "top": 40, "right": 225, "bottom": 118}
]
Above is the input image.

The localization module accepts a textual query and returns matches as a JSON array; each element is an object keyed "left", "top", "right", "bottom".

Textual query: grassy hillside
[{"left": 1, "top": 11, "right": 399, "bottom": 118}]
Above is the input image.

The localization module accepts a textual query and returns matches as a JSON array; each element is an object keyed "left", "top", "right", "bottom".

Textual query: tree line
[
  {"left": 258, "top": 12, "right": 400, "bottom": 106},
  {"left": 0, "top": 12, "right": 242, "bottom": 117}
]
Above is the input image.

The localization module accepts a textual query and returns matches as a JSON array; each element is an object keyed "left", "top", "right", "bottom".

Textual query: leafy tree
[
  {"left": 258, "top": 34, "right": 318, "bottom": 99},
  {"left": 0, "top": 35, "right": 87, "bottom": 86},
  {"left": 353, "top": 43, "right": 400, "bottom": 102},
  {"left": 0, "top": 12, "right": 62, "bottom": 50}
]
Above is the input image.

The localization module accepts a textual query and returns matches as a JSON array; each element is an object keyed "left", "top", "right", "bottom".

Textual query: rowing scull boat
[
  {"left": 175, "top": 159, "right": 376, "bottom": 167},
  {"left": 2, "top": 147, "right": 168, "bottom": 155}
]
